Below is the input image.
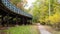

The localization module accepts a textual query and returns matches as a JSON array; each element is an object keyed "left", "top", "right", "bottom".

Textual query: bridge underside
[
  {"left": 0, "top": 0, "right": 32, "bottom": 27},
  {"left": 0, "top": 8, "right": 32, "bottom": 27}
]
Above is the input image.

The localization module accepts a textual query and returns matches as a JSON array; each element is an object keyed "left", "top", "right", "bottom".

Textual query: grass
[{"left": 0, "top": 25, "right": 40, "bottom": 34}]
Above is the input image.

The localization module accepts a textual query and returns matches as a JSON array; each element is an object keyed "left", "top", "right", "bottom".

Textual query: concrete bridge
[{"left": 0, "top": 0, "right": 32, "bottom": 27}]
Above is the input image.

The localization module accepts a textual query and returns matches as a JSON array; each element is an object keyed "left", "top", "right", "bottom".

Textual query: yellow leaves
[
  {"left": 48, "top": 13, "right": 60, "bottom": 24},
  {"left": 44, "top": 12, "right": 60, "bottom": 24},
  {"left": 55, "top": 13, "right": 60, "bottom": 21}
]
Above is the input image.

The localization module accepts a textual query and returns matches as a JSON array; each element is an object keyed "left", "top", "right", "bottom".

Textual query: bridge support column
[
  {"left": 1, "top": 15, "right": 6, "bottom": 27},
  {"left": 22, "top": 17, "right": 25, "bottom": 25},
  {"left": 11, "top": 17, "right": 16, "bottom": 26},
  {"left": 24, "top": 18, "right": 28, "bottom": 25},
  {"left": 20, "top": 18, "right": 23, "bottom": 25},
  {"left": 0, "top": 15, "right": 2, "bottom": 27},
  {"left": 24, "top": 18, "right": 27, "bottom": 25},
  {"left": 20, "top": 17, "right": 27, "bottom": 25},
  {"left": 9, "top": 17, "right": 13, "bottom": 26},
  {"left": 16, "top": 16, "right": 18, "bottom": 25},
  {"left": 0, "top": 15, "right": 4, "bottom": 27},
  {"left": 4, "top": 14, "right": 10, "bottom": 27}
]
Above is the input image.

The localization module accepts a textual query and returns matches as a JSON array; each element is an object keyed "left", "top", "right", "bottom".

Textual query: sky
[
  {"left": 58, "top": 0, "right": 60, "bottom": 3},
  {"left": 24, "top": 0, "right": 36, "bottom": 9}
]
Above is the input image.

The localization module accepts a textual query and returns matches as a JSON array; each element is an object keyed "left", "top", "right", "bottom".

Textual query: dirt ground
[{"left": 44, "top": 25, "right": 60, "bottom": 34}]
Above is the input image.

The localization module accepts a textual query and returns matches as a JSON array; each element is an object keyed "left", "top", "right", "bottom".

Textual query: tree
[{"left": 31, "top": 0, "right": 49, "bottom": 23}]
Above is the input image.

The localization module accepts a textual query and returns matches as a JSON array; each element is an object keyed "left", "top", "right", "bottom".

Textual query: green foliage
[
  {"left": 31, "top": 0, "right": 60, "bottom": 29},
  {"left": 32, "top": 0, "right": 49, "bottom": 23}
]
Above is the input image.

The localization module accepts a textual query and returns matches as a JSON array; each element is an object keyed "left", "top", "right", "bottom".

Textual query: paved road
[{"left": 37, "top": 23, "right": 51, "bottom": 34}]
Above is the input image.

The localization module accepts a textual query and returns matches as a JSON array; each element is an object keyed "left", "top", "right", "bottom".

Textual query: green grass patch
[{"left": 0, "top": 25, "right": 40, "bottom": 34}]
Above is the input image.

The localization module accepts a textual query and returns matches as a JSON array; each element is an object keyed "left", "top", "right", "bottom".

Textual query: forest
[{"left": 10, "top": 0, "right": 60, "bottom": 30}]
